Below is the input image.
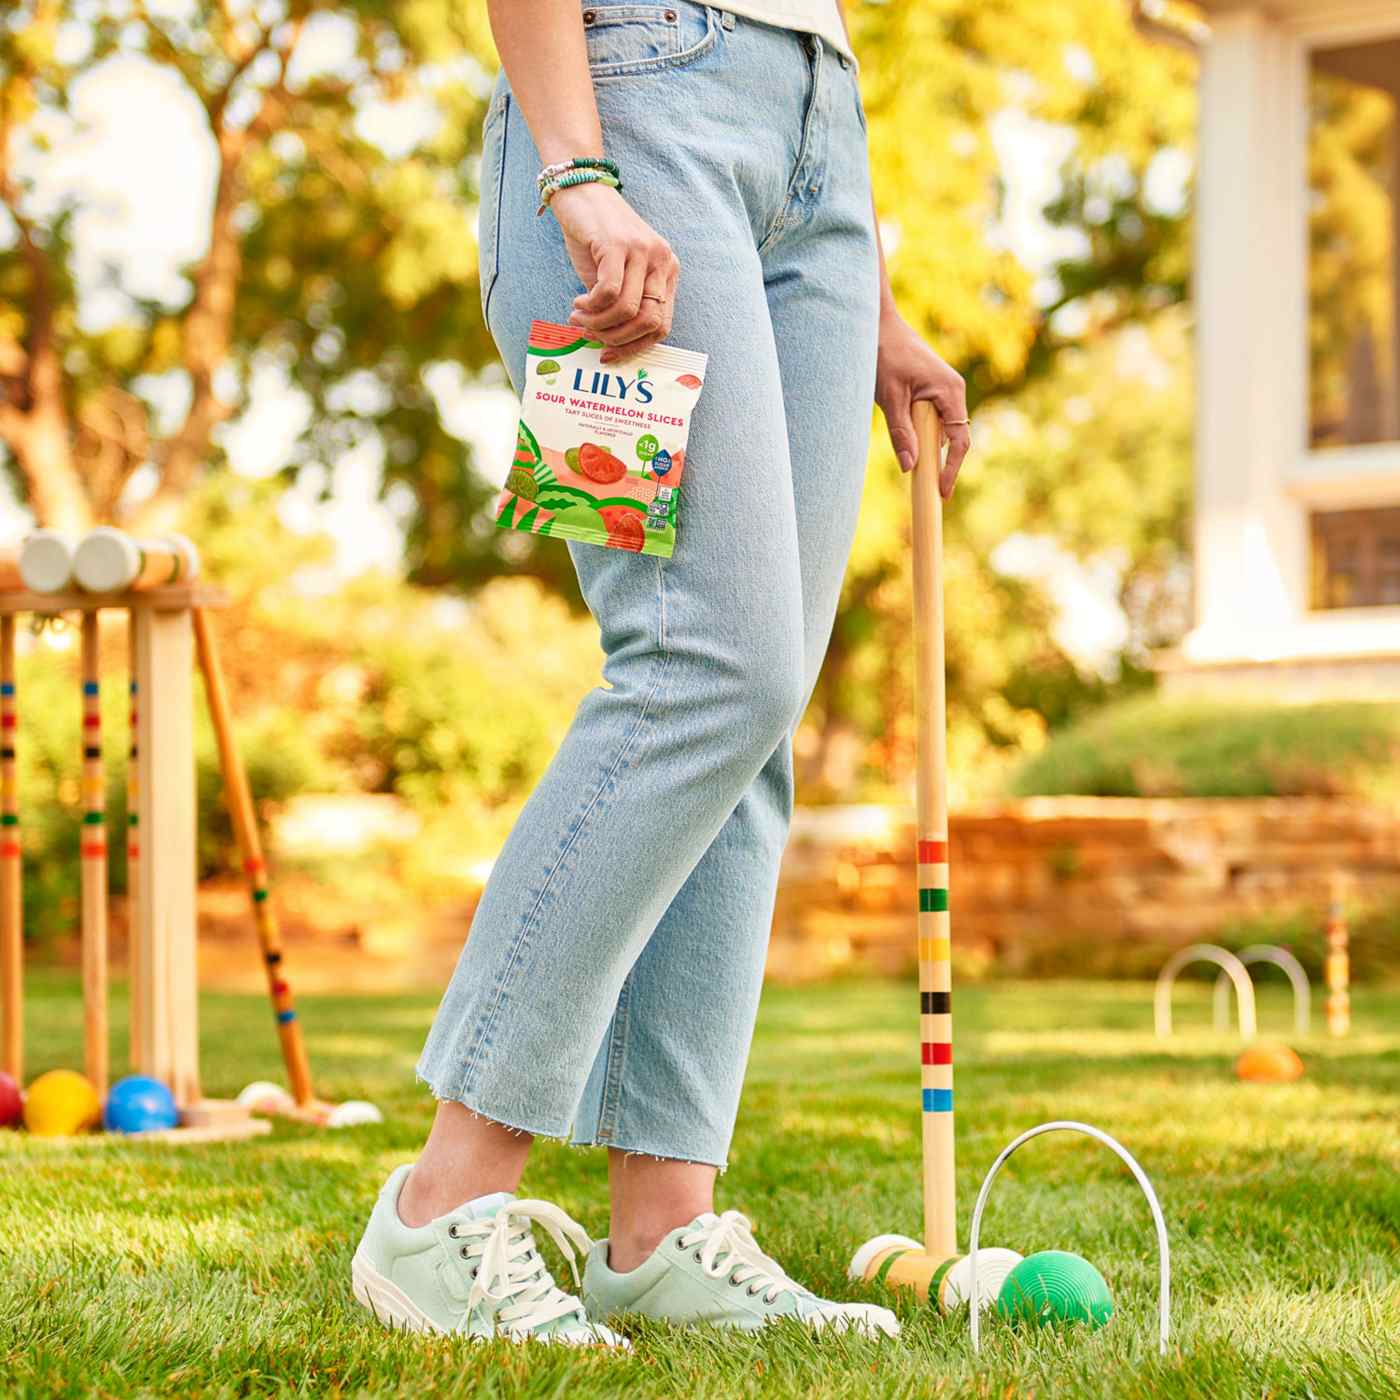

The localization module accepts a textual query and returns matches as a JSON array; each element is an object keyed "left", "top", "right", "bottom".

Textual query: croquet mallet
[
  {"left": 847, "top": 402, "right": 1021, "bottom": 1312},
  {"left": 193, "top": 607, "right": 381, "bottom": 1128}
]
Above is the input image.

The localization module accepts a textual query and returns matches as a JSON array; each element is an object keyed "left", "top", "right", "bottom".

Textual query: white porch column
[{"left": 1189, "top": 8, "right": 1309, "bottom": 659}]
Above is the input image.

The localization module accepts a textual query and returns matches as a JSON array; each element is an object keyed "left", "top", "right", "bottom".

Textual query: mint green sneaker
[
  {"left": 582, "top": 1210, "right": 899, "bottom": 1338},
  {"left": 352, "top": 1165, "right": 626, "bottom": 1347}
]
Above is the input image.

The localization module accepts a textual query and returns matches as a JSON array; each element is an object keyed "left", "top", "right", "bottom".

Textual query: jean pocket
[
  {"left": 583, "top": 2, "right": 715, "bottom": 79},
  {"left": 478, "top": 93, "right": 509, "bottom": 323}
]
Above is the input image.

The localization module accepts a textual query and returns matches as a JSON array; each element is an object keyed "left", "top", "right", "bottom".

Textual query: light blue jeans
[{"left": 419, "top": 1, "right": 879, "bottom": 1167}]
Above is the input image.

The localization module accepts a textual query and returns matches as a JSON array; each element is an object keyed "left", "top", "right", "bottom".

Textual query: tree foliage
[
  {"left": 0, "top": 0, "right": 553, "bottom": 585},
  {"left": 2, "top": 0, "right": 1204, "bottom": 792},
  {"left": 805, "top": 0, "right": 1196, "bottom": 794}
]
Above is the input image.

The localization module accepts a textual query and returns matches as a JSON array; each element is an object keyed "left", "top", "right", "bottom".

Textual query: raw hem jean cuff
[{"left": 415, "top": 1066, "right": 575, "bottom": 1143}]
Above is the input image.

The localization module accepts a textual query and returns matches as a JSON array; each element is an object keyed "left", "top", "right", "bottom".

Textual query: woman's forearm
[{"left": 487, "top": 0, "right": 605, "bottom": 163}]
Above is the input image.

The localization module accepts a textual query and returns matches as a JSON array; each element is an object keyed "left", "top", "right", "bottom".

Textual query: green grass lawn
[{"left": 3, "top": 973, "right": 1398, "bottom": 1398}]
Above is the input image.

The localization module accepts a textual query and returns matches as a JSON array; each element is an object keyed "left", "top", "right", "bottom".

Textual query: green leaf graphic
[{"left": 536, "top": 486, "right": 596, "bottom": 511}]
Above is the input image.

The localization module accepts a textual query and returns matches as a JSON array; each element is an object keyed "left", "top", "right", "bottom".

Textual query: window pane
[
  {"left": 1308, "top": 41, "right": 1399, "bottom": 449},
  {"left": 1379, "top": 535, "right": 1400, "bottom": 604},
  {"left": 1312, "top": 507, "right": 1400, "bottom": 609}
]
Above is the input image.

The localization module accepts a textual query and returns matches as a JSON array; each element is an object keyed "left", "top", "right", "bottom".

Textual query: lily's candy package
[{"left": 495, "top": 321, "right": 707, "bottom": 558}]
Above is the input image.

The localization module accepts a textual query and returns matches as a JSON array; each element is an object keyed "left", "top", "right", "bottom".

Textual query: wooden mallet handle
[
  {"left": 0, "top": 616, "right": 20, "bottom": 1081},
  {"left": 911, "top": 400, "right": 957, "bottom": 1262}
]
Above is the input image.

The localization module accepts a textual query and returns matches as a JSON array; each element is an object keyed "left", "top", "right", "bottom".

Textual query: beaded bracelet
[
  {"left": 536, "top": 165, "right": 623, "bottom": 215},
  {"left": 536, "top": 155, "right": 620, "bottom": 192}
]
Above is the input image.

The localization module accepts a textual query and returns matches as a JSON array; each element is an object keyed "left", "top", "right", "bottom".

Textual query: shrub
[
  {"left": 1009, "top": 696, "right": 1400, "bottom": 800},
  {"left": 8, "top": 639, "right": 334, "bottom": 945}
]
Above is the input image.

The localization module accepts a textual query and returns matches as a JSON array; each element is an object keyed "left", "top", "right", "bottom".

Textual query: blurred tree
[
  {"left": 801, "top": 311, "right": 1193, "bottom": 800},
  {"left": 2, "top": 0, "right": 1200, "bottom": 798},
  {"left": 0, "top": 0, "right": 581, "bottom": 588},
  {"left": 851, "top": 0, "right": 1195, "bottom": 400},
  {"left": 799, "top": 0, "right": 1196, "bottom": 795}
]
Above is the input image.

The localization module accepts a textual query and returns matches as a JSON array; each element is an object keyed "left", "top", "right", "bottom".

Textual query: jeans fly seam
[
  {"left": 458, "top": 645, "right": 673, "bottom": 1097},
  {"left": 757, "top": 40, "right": 823, "bottom": 256}
]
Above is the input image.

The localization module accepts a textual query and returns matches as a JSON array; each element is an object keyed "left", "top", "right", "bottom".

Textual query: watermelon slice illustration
[
  {"left": 578, "top": 442, "right": 627, "bottom": 485},
  {"left": 597, "top": 504, "right": 646, "bottom": 552},
  {"left": 675, "top": 373, "right": 703, "bottom": 390}
]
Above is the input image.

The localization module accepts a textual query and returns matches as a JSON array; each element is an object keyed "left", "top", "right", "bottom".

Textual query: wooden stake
[
  {"left": 911, "top": 401, "right": 956, "bottom": 1262},
  {"left": 80, "top": 612, "right": 109, "bottom": 1096},
  {"left": 1325, "top": 870, "right": 1351, "bottom": 1037},
  {"left": 126, "top": 621, "right": 142, "bottom": 1074},
  {"left": 132, "top": 602, "right": 201, "bottom": 1107},
  {"left": 193, "top": 608, "right": 315, "bottom": 1107},
  {"left": 0, "top": 616, "right": 20, "bottom": 1082}
]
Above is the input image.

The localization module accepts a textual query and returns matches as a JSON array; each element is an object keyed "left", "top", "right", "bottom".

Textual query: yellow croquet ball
[
  {"left": 23, "top": 1069, "right": 102, "bottom": 1136},
  {"left": 1234, "top": 1044, "right": 1305, "bottom": 1084}
]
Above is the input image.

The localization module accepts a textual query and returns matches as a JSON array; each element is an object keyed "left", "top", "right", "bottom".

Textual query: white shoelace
[
  {"left": 451, "top": 1200, "right": 594, "bottom": 1336},
  {"left": 677, "top": 1211, "right": 806, "bottom": 1306}
]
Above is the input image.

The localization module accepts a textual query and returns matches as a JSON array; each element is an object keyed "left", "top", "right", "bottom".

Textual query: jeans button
[{"left": 583, "top": 8, "right": 596, "bottom": 22}]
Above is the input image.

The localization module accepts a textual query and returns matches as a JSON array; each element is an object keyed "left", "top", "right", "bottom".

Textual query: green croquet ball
[{"left": 995, "top": 1250, "right": 1114, "bottom": 1330}]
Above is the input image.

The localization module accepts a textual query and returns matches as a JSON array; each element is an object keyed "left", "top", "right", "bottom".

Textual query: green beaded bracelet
[
  {"left": 536, "top": 167, "right": 623, "bottom": 214},
  {"left": 536, "top": 155, "right": 621, "bottom": 191}
]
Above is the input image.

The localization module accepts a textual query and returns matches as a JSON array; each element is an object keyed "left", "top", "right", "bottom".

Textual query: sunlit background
[{"left": 3, "top": 0, "right": 1399, "bottom": 989}]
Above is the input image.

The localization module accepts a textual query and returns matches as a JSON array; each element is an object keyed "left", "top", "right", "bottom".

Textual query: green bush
[
  {"left": 317, "top": 577, "right": 598, "bottom": 818},
  {"left": 1006, "top": 901, "right": 1399, "bottom": 982},
  {"left": 1009, "top": 696, "right": 1400, "bottom": 799},
  {"left": 8, "top": 645, "right": 333, "bottom": 945}
]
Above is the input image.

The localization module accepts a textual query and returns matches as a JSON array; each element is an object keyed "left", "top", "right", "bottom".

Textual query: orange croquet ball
[
  {"left": 23, "top": 1069, "right": 102, "bottom": 1135},
  {"left": 1234, "top": 1044, "right": 1305, "bottom": 1084}
]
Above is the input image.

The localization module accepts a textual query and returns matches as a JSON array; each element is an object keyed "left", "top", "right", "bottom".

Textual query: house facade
[{"left": 1160, "top": 1, "right": 1400, "bottom": 697}]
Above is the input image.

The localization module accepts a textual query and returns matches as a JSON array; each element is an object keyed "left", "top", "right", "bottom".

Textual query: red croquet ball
[{"left": 0, "top": 1071, "right": 22, "bottom": 1127}]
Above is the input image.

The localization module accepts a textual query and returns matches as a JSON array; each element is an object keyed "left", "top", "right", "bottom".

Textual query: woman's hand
[
  {"left": 558, "top": 182, "right": 680, "bottom": 364},
  {"left": 875, "top": 309, "right": 971, "bottom": 497}
]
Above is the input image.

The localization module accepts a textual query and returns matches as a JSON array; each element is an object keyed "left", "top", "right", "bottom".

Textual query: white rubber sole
[
  {"left": 351, "top": 1249, "right": 629, "bottom": 1349},
  {"left": 810, "top": 1303, "right": 901, "bottom": 1339}
]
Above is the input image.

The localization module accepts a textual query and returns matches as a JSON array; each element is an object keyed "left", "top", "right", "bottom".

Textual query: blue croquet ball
[{"left": 103, "top": 1075, "right": 179, "bottom": 1134}]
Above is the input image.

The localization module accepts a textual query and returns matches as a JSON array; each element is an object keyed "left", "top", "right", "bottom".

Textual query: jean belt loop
[{"left": 719, "top": 9, "right": 735, "bottom": 30}]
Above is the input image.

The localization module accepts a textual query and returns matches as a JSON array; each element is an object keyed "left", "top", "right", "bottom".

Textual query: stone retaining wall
[{"left": 766, "top": 798, "right": 1400, "bottom": 982}]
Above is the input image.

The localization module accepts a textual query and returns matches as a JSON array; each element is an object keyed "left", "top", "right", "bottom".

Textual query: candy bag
[{"left": 494, "top": 321, "right": 708, "bottom": 558}]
